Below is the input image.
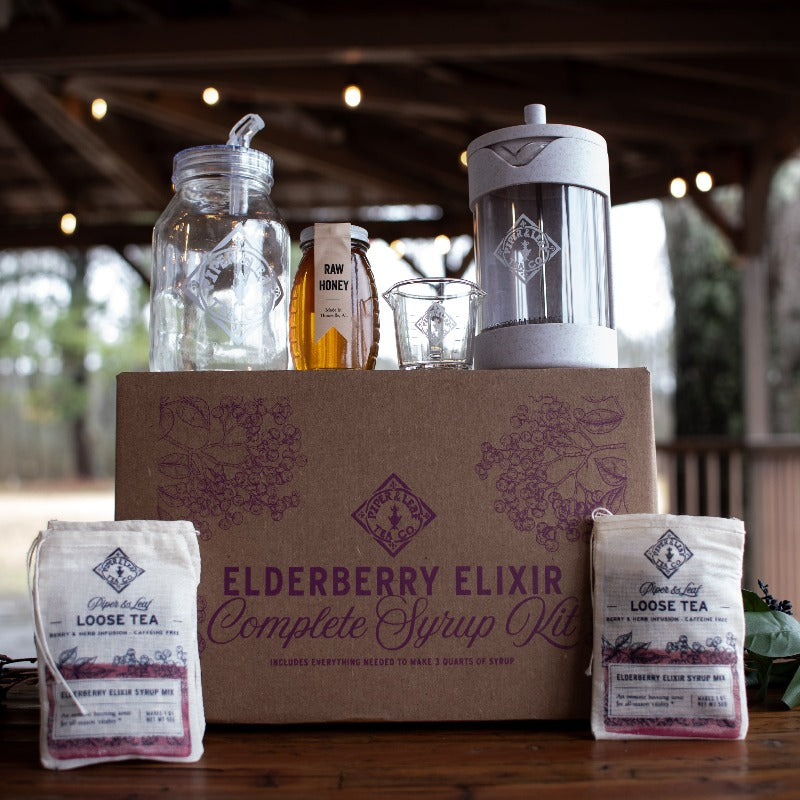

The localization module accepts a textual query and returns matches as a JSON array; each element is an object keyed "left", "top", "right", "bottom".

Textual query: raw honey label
[{"left": 313, "top": 223, "right": 352, "bottom": 343}]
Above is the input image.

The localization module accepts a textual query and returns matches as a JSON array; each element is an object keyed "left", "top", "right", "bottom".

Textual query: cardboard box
[{"left": 115, "top": 368, "right": 657, "bottom": 723}]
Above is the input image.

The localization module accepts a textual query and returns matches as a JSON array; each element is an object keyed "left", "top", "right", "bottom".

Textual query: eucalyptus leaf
[
  {"left": 781, "top": 664, "right": 800, "bottom": 709},
  {"left": 745, "top": 609, "right": 800, "bottom": 658},
  {"left": 742, "top": 589, "right": 771, "bottom": 613}
]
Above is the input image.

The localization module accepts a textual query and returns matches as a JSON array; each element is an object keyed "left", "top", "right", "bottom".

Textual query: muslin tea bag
[
  {"left": 28, "top": 520, "right": 204, "bottom": 769},
  {"left": 590, "top": 512, "right": 748, "bottom": 740}
]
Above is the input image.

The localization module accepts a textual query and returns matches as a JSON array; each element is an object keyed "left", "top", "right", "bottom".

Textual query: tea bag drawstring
[
  {"left": 585, "top": 507, "right": 613, "bottom": 677},
  {"left": 27, "top": 534, "right": 87, "bottom": 715}
]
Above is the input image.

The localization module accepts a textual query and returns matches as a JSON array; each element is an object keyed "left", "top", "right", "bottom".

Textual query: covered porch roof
[{"left": 0, "top": 1, "right": 798, "bottom": 251}]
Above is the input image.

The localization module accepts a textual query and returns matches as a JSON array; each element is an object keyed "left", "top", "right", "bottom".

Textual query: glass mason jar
[{"left": 150, "top": 143, "right": 289, "bottom": 370}]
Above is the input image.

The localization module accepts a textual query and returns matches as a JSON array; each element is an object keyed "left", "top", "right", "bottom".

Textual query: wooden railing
[{"left": 657, "top": 437, "right": 800, "bottom": 605}]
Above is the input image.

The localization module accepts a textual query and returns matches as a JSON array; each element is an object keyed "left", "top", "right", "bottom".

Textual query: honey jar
[{"left": 289, "top": 223, "right": 379, "bottom": 369}]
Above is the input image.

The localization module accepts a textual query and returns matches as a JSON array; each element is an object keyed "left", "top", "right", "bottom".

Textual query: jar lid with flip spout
[{"left": 172, "top": 113, "right": 274, "bottom": 192}]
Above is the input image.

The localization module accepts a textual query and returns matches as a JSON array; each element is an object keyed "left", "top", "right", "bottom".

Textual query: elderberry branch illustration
[
  {"left": 548, "top": 442, "right": 627, "bottom": 492},
  {"left": 476, "top": 395, "right": 628, "bottom": 549},
  {"left": 156, "top": 395, "right": 305, "bottom": 535}
]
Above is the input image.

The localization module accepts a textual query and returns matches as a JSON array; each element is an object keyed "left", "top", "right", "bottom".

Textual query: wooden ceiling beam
[
  {"left": 601, "top": 54, "right": 800, "bottom": 100},
  {"left": 69, "top": 74, "right": 472, "bottom": 197},
  {"left": 0, "top": 115, "right": 67, "bottom": 211},
  {"left": 1, "top": 11, "right": 799, "bottom": 73},
  {"left": 68, "top": 64, "right": 757, "bottom": 150},
  {"left": 82, "top": 88, "right": 464, "bottom": 207},
  {"left": 443, "top": 58, "right": 771, "bottom": 139},
  {"left": 68, "top": 70, "right": 473, "bottom": 124},
  {"left": 1, "top": 74, "right": 166, "bottom": 209}
]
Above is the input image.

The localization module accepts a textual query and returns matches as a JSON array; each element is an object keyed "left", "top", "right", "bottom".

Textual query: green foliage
[
  {"left": 662, "top": 198, "right": 743, "bottom": 437},
  {"left": 766, "top": 157, "right": 800, "bottom": 433},
  {"left": 743, "top": 587, "right": 800, "bottom": 708},
  {"left": 0, "top": 248, "right": 149, "bottom": 477}
]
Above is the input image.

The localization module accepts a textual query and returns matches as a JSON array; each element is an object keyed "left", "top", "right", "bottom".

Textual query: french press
[{"left": 467, "top": 104, "right": 616, "bottom": 368}]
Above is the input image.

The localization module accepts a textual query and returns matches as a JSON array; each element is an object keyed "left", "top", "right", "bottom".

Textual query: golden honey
[{"left": 289, "top": 224, "right": 379, "bottom": 369}]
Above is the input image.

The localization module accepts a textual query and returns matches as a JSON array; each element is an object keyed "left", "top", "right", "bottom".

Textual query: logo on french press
[
  {"left": 185, "top": 225, "right": 283, "bottom": 339},
  {"left": 494, "top": 213, "right": 561, "bottom": 284},
  {"left": 644, "top": 529, "right": 693, "bottom": 579},
  {"left": 352, "top": 473, "right": 436, "bottom": 557},
  {"left": 93, "top": 548, "right": 145, "bottom": 593}
]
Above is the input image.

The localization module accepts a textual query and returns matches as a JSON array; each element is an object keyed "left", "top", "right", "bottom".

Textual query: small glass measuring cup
[{"left": 382, "top": 278, "right": 485, "bottom": 369}]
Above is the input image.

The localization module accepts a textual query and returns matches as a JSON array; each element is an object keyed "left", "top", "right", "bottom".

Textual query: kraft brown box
[{"left": 114, "top": 368, "right": 657, "bottom": 723}]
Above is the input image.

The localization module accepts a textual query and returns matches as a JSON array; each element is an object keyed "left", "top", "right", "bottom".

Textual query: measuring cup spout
[{"left": 382, "top": 288, "right": 398, "bottom": 310}]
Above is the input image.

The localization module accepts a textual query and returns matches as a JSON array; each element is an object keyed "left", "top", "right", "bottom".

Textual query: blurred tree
[
  {"left": 767, "top": 158, "right": 800, "bottom": 433},
  {"left": 0, "top": 248, "right": 148, "bottom": 479},
  {"left": 61, "top": 250, "right": 92, "bottom": 476},
  {"left": 662, "top": 198, "right": 743, "bottom": 438}
]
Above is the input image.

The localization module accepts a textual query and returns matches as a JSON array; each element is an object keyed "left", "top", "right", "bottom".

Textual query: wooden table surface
[{"left": 2, "top": 676, "right": 799, "bottom": 799}]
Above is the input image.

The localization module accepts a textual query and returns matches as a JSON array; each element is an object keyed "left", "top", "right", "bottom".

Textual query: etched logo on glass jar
[
  {"left": 494, "top": 213, "right": 561, "bottom": 284},
  {"left": 415, "top": 301, "right": 456, "bottom": 343},
  {"left": 185, "top": 226, "right": 283, "bottom": 341}
]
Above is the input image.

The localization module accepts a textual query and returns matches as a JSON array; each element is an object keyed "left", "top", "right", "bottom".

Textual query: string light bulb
[
  {"left": 202, "top": 87, "right": 220, "bottom": 106},
  {"left": 669, "top": 177, "right": 688, "bottom": 199},
  {"left": 695, "top": 171, "right": 713, "bottom": 192},
  {"left": 459, "top": 150, "right": 468, "bottom": 167},
  {"left": 389, "top": 239, "right": 406, "bottom": 258},
  {"left": 90, "top": 98, "right": 107, "bottom": 120},
  {"left": 434, "top": 234, "right": 451, "bottom": 255},
  {"left": 60, "top": 213, "right": 77, "bottom": 236},
  {"left": 343, "top": 84, "right": 362, "bottom": 108}
]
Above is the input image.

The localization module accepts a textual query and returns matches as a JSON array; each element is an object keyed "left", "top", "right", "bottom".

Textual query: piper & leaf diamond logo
[
  {"left": 352, "top": 474, "right": 436, "bottom": 557},
  {"left": 415, "top": 301, "right": 456, "bottom": 344},
  {"left": 494, "top": 213, "right": 561, "bottom": 284},
  {"left": 644, "top": 529, "right": 693, "bottom": 579},
  {"left": 185, "top": 225, "right": 283, "bottom": 339},
  {"left": 93, "top": 548, "right": 145, "bottom": 593}
]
